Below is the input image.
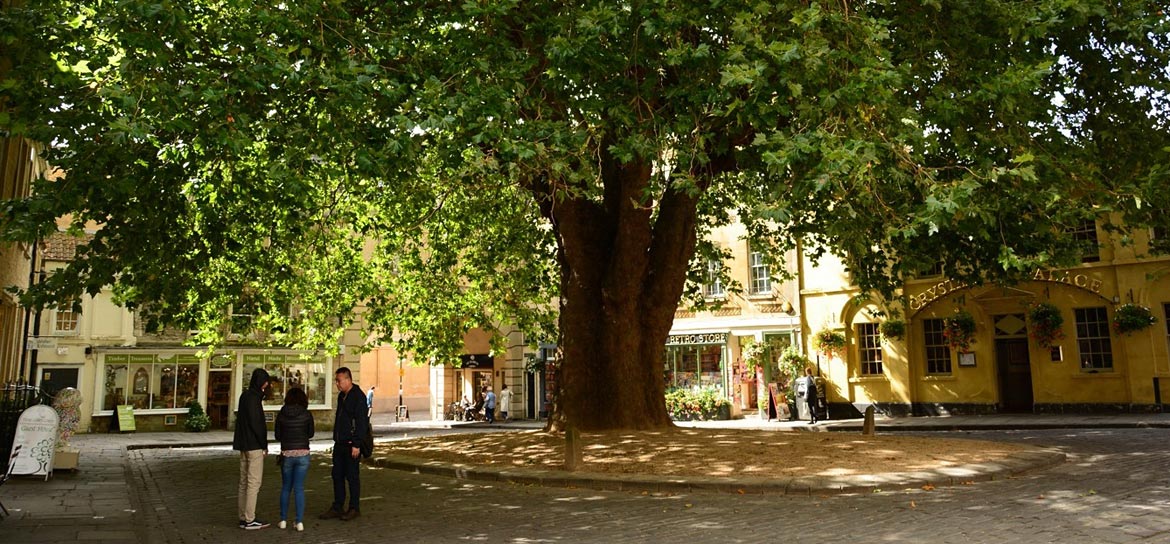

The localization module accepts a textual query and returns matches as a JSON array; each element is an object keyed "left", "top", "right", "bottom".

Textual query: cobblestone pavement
[{"left": 118, "top": 428, "right": 1170, "bottom": 544}]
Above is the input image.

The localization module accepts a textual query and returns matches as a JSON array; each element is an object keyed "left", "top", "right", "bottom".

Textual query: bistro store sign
[{"left": 909, "top": 269, "right": 1105, "bottom": 311}]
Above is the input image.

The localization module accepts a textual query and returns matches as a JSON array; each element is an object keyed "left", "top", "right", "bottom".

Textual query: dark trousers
[
  {"left": 331, "top": 444, "right": 361, "bottom": 512},
  {"left": 808, "top": 400, "right": 818, "bottom": 422}
]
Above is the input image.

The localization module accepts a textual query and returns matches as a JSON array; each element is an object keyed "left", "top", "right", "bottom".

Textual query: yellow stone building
[
  {"left": 800, "top": 220, "right": 1170, "bottom": 416},
  {"left": 0, "top": 138, "right": 44, "bottom": 381}
]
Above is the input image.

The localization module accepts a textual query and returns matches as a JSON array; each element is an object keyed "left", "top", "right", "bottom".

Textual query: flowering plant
[
  {"left": 813, "top": 329, "right": 846, "bottom": 359},
  {"left": 1027, "top": 302, "right": 1065, "bottom": 348},
  {"left": 777, "top": 346, "right": 811, "bottom": 387},
  {"left": 879, "top": 320, "right": 906, "bottom": 342},
  {"left": 665, "top": 387, "right": 731, "bottom": 421},
  {"left": 942, "top": 310, "right": 977, "bottom": 352},
  {"left": 52, "top": 388, "right": 83, "bottom": 448},
  {"left": 1112, "top": 304, "right": 1157, "bottom": 335}
]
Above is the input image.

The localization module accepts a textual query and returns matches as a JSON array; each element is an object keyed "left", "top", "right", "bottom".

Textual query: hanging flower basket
[
  {"left": 879, "top": 320, "right": 906, "bottom": 342},
  {"left": 813, "top": 329, "right": 846, "bottom": 359},
  {"left": 942, "top": 310, "right": 977, "bottom": 352},
  {"left": 1112, "top": 304, "right": 1157, "bottom": 335},
  {"left": 1027, "top": 302, "right": 1065, "bottom": 348}
]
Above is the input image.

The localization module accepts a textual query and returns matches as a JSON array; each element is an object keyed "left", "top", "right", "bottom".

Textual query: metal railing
[{"left": 1, "top": 380, "right": 48, "bottom": 463}]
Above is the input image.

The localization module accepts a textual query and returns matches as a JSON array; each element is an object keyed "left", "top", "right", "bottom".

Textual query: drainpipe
[{"left": 18, "top": 237, "right": 39, "bottom": 382}]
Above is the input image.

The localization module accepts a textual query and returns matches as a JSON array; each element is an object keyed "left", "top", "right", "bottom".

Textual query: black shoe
[
  {"left": 242, "top": 519, "right": 270, "bottom": 530},
  {"left": 318, "top": 508, "right": 343, "bottom": 520},
  {"left": 341, "top": 509, "right": 361, "bottom": 521}
]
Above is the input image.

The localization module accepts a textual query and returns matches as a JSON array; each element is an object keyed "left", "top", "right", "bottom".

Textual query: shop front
[
  {"left": 663, "top": 333, "right": 730, "bottom": 394},
  {"left": 92, "top": 349, "right": 335, "bottom": 432},
  {"left": 859, "top": 265, "right": 1170, "bottom": 416}
]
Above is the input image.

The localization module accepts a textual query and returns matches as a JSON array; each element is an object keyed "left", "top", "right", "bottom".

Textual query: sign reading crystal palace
[{"left": 909, "top": 269, "right": 1106, "bottom": 311}]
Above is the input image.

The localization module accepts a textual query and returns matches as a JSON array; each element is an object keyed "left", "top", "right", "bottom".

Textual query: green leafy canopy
[{"left": 2, "top": 0, "right": 1167, "bottom": 360}]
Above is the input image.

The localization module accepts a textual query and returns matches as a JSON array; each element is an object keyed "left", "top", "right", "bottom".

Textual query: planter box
[{"left": 54, "top": 448, "right": 80, "bottom": 471}]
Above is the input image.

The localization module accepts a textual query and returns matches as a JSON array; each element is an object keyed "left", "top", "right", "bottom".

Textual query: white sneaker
[
  {"left": 278, "top": 520, "right": 287, "bottom": 529},
  {"left": 295, "top": 522, "right": 304, "bottom": 532}
]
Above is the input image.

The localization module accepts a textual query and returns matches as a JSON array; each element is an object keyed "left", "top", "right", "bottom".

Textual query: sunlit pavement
[{"left": 4, "top": 422, "right": 1170, "bottom": 543}]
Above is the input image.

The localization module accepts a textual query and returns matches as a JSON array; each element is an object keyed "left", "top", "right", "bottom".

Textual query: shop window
[
  {"left": 52, "top": 301, "right": 80, "bottom": 335},
  {"left": 663, "top": 344, "right": 724, "bottom": 391},
  {"left": 101, "top": 354, "right": 200, "bottom": 411},
  {"left": 1070, "top": 219, "right": 1100, "bottom": 263},
  {"left": 703, "top": 260, "right": 725, "bottom": 298},
  {"left": 1074, "top": 307, "right": 1113, "bottom": 370},
  {"left": 749, "top": 251, "right": 771, "bottom": 295},
  {"left": 857, "top": 323, "right": 883, "bottom": 375},
  {"left": 241, "top": 353, "right": 329, "bottom": 407},
  {"left": 922, "top": 318, "right": 952, "bottom": 374}
]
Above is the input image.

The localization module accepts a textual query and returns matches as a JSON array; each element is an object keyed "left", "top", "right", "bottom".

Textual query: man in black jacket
[
  {"left": 233, "top": 367, "right": 270, "bottom": 530},
  {"left": 319, "top": 366, "right": 368, "bottom": 522}
]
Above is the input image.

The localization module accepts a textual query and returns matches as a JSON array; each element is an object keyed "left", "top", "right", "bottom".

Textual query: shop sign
[
  {"left": 909, "top": 269, "right": 1106, "bottom": 311},
  {"left": 116, "top": 405, "right": 136, "bottom": 432},
  {"left": 11, "top": 405, "right": 59, "bottom": 478},
  {"left": 908, "top": 279, "right": 970, "bottom": 311},
  {"left": 1030, "top": 268, "right": 1103, "bottom": 294},
  {"left": 460, "top": 354, "right": 494, "bottom": 369},
  {"left": 666, "top": 333, "right": 729, "bottom": 346}
]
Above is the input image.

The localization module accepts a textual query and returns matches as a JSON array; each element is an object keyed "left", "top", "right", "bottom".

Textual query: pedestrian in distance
[
  {"left": 275, "top": 387, "right": 314, "bottom": 532},
  {"left": 366, "top": 385, "right": 376, "bottom": 417},
  {"left": 498, "top": 384, "right": 512, "bottom": 422},
  {"left": 319, "top": 367, "right": 369, "bottom": 522},
  {"left": 803, "top": 368, "right": 819, "bottom": 424},
  {"left": 483, "top": 386, "right": 497, "bottom": 424},
  {"left": 233, "top": 368, "right": 271, "bottom": 530}
]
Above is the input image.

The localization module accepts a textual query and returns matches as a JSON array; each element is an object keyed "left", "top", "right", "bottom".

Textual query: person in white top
[{"left": 498, "top": 384, "right": 513, "bottom": 422}]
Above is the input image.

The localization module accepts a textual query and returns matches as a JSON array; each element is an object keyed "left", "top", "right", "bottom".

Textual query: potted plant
[
  {"left": 1027, "top": 302, "right": 1065, "bottom": 348},
  {"left": 1112, "top": 304, "right": 1157, "bottom": 335},
  {"left": 879, "top": 320, "right": 906, "bottom": 342},
  {"left": 943, "top": 310, "right": 977, "bottom": 352},
  {"left": 813, "top": 329, "right": 847, "bottom": 359},
  {"left": 185, "top": 401, "right": 212, "bottom": 432},
  {"left": 52, "top": 387, "right": 83, "bottom": 470},
  {"left": 777, "top": 346, "right": 810, "bottom": 388}
]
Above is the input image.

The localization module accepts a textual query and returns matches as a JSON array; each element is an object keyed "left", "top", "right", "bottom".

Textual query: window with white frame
[
  {"left": 749, "top": 251, "right": 771, "bottom": 295},
  {"left": 241, "top": 353, "right": 330, "bottom": 407},
  {"left": 703, "top": 260, "right": 725, "bottom": 298},
  {"left": 857, "top": 323, "right": 883, "bottom": 375},
  {"left": 52, "top": 302, "right": 80, "bottom": 335},
  {"left": 1071, "top": 219, "right": 1100, "bottom": 263},
  {"left": 922, "top": 318, "right": 952, "bottom": 374},
  {"left": 1074, "top": 307, "right": 1113, "bottom": 370},
  {"left": 101, "top": 353, "right": 200, "bottom": 411}
]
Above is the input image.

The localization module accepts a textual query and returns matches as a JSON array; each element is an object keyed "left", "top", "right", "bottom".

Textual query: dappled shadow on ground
[{"left": 378, "top": 429, "right": 1031, "bottom": 478}]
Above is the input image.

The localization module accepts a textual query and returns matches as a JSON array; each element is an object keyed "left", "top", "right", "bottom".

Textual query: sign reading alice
[{"left": 909, "top": 269, "right": 1105, "bottom": 311}]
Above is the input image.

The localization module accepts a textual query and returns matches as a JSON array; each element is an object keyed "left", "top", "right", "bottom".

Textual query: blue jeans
[
  {"left": 331, "top": 444, "right": 361, "bottom": 512},
  {"left": 279, "top": 455, "right": 310, "bottom": 523}
]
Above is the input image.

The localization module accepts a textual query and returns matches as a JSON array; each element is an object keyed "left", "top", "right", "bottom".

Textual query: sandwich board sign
[{"left": 12, "top": 404, "right": 59, "bottom": 480}]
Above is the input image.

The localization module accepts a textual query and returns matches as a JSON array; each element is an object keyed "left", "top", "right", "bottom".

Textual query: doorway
[
  {"left": 37, "top": 366, "right": 80, "bottom": 398},
  {"left": 472, "top": 371, "right": 493, "bottom": 402},
  {"left": 996, "top": 338, "right": 1033, "bottom": 411},
  {"left": 207, "top": 371, "right": 233, "bottom": 430}
]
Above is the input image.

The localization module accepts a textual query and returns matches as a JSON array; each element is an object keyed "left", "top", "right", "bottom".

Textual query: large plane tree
[{"left": 2, "top": 1, "right": 1167, "bottom": 430}]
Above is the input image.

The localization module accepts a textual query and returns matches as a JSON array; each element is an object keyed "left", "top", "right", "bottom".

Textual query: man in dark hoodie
[
  {"left": 233, "top": 367, "right": 271, "bottom": 530},
  {"left": 319, "top": 366, "right": 368, "bottom": 521}
]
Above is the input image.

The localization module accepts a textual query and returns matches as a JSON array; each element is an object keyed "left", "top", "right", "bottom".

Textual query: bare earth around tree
[{"left": 378, "top": 429, "right": 1032, "bottom": 478}]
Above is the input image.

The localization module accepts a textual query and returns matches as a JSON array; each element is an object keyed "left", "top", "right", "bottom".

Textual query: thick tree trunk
[{"left": 541, "top": 154, "right": 703, "bottom": 431}]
